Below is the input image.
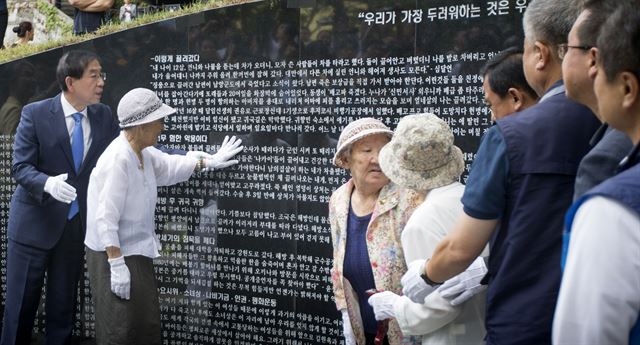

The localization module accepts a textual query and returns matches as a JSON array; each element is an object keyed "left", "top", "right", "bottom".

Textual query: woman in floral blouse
[{"left": 329, "top": 117, "right": 423, "bottom": 345}]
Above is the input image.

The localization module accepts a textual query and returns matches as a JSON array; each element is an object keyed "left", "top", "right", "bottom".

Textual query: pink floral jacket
[{"left": 329, "top": 179, "right": 424, "bottom": 345}]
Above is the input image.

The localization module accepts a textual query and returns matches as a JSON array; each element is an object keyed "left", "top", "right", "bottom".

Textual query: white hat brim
[
  {"left": 119, "top": 103, "right": 175, "bottom": 128},
  {"left": 332, "top": 128, "right": 393, "bottom": 168}
]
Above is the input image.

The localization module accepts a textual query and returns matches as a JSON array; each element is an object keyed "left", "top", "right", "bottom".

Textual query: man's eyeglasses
[
  {"left": 87, "top": 72, "right": 107, "bottom": 81},
  {"left": 558, "top": 44, "right": 593, "bottom": 59}
]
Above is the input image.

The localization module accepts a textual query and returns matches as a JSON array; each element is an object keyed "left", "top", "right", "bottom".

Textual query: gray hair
[
  {"left": 523, "top": 0, "right": 581, "bottom": 48},
  {"left": 339, "top": 144, "right": 353, "bottom": 167}
]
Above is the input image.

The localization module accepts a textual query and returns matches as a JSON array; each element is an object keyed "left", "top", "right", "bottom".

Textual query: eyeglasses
[
  {"left": 558, "top": 44, "right": 593, "bottom": 59},
  {"left": 87, "top": 72, "right": 107, "bottom": 81}
]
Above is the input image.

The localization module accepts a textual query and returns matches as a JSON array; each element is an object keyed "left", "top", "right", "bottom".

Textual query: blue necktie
[{"left": 68, "top": 112, "right": 84, "bottom": 219}]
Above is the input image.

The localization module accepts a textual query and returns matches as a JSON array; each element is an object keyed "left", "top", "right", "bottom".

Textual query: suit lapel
[
  {"left": 50, "top": 94, "right": 75, "bottom": 171},
  {"left": 80, "top": 105, "right": 103, "bottom": 175}
]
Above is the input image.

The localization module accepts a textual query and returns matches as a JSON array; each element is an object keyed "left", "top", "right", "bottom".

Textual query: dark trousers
[
  {"left": 86, "top": 249, "right": 161, "bottom": 345},
  {"left": 0, "top": 216, "right": 84, "bottom": 345}
]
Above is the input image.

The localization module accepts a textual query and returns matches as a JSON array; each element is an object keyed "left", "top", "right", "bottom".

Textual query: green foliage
[
  {"left": 35, "top": 0, "right": 73, "bottom": 35},
  {"left": 0, "top": 0, "right": 253, "bottom": 65}
]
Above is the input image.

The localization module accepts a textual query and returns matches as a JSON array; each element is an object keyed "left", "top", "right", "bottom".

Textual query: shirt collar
[
  {"left": 617, "top": 141, "right": 640, "bottom": 173},
  {"left": 539, "top": 80, "right": 566, "bottom": 103},
  {"left": 61, "top": 92, "right": 88, "bottom": 119}
]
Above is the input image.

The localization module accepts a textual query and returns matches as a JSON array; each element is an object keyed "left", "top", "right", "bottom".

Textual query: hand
[
  {"left": 205, "top": 136, "right": 243, "bottom": 170},
  {"left": 341, "top": 309, "right": 356, "bottom": 345},
  {"left": 186, "top": 150, "right": 210, "bottom": 159},
  {"left": 43, "top": 173, "right": 76, "bottom": 204},
  {"left": 437, "top": 256, "right": 488, "bottom": 306},
  {"left": 108, "top": 256, "right": 131, "bottom": 300},
  {"left": 368, "top": 291, "right": 400, "bottom": 320},
  {"left": 401, "top": 259, "right": 437, "bottom": 303}
]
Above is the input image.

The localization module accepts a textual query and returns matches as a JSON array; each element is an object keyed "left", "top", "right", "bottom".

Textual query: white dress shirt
[
  {"left": 61, "top": 92, "right": 91, "bottom": 159},
  {"left": 85, "top": 132, "right": 197, "bottom": 258},
  {"left": 553, "top": 196, "right": 640, "bottom": 345},
  {"left": 394, "top": 182, "right": 487, "bottom": 345}
]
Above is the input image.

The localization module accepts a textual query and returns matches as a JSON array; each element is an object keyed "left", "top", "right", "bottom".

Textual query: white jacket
[{"left": 397, "top": 182, "right": 487, "bottom": 345}]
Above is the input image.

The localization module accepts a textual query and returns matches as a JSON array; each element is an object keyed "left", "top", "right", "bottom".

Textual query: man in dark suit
[{"left": 1, "top": 50, "right": 119, "bottom": 345}]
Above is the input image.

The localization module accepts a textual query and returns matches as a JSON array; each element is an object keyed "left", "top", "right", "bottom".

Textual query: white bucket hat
[
  {"left": 379, "top": 113, "right": 464, "bottom": 191},
  {"left": 332, "top": 117, "right": 393, "bottom": 169},
  {"left": 117, "top": 88, "right": 175, "bottom": 128}
]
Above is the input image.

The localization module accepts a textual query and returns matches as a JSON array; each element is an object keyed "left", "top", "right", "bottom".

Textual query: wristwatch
[
  {"left": 195, "top": 158, "right": 205, "bottom": 172},
  {"left": 420, "top": 262, "right": 443, "bottom": 287}
]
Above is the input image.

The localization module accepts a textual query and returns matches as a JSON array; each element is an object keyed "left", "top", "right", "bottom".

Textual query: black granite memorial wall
[{"left": 0, "top": 0, "right": 527, "bottom": 343}]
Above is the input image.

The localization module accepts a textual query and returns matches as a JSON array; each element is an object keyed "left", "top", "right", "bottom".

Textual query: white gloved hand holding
[
  {"left": 437, "top": 256, "right": 488, "bottom": 306},
  {"left": 341, "top": 309, "right": 356, "bottom": 345},
  {"left": 205, "top": 136, "right": 243, "bottom": 170},
  {"left": 401, "top": 259, "right": 438, "bottom": 303},
  {"left": 368, "top": 291, "right": 401, "bottom": 320},
  {"left": 43, "top": 173, "right": 76, "bottom": 204},
  {"left": 108, "top": 256, "right": 131, "bottom": 300}
]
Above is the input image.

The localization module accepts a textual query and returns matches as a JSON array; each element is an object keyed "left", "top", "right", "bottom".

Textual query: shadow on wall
[{"left": 0, "top": 60, "right": 36, "bottom": 135}]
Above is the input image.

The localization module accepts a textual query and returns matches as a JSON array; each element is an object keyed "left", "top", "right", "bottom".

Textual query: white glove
[
  {"left": 368, "top": 291, "right": 400, "bottom": 320},
  {"left": 205, "top": 136, "right": 243, "bottom": 170},
  {"left": 341, "top": 309, "right": 356, "bottom": 345},
  {"left": 401, "top": 259, "right": 437, "bottom": 303},
  {"left": 186, "top": 150, "right": 210, "bottom": 159},
  {"left": 437, "top": 256, "right": 488, "bottom": 306},
  {"left": 43, "top": 173, "right": 76, "bottom": 204},
  {"left": 108, "top": 256, "right": 131, "bottom": 300}
]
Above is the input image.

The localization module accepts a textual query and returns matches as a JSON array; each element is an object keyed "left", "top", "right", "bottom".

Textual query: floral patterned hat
[
  {"left": 379, "top": 113, "right": 464, "bottom": 191},
  {"left": 332, "top": 117, "right": 393, "bottom": 169}
]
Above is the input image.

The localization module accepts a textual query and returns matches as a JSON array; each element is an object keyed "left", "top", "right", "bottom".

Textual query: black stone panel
[{"left": 0, "top": 0, "right": 528, "bottom": 343}]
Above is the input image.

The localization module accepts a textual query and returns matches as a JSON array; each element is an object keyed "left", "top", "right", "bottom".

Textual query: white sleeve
[
  {"left": 553, "top": 196, "right": 640, "bottom": 345},
  {"left": 95, "top": 154, "right": 129, "bottom": 249},
  {"left": 146, "top": 147, "right": 198, "bottom": 186},
  {"left": 396, "top": 202, "right": 462, "bottom": 335},
  {"left": 394, "top": 292, "right": 462, "bottom": 336},
  {"left": 401, "top": 202, "right": 451, "bottom": 264}
]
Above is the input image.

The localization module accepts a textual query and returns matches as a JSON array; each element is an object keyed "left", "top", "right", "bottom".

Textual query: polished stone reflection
[
  {"left": 301, "top": 0, "right": 416, "bottom": 60},
  {"left": 0, "top": 0, "right": 527, "bottom": 342}
]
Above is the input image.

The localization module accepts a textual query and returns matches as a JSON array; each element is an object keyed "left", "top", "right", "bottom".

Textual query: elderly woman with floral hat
[
  {"left": 84, "top": 88, "right": 243, "bottom": 345},
  {"left": 329, "top": 117, "right": 424, "bottom": 345},
  {"left": 366, "top": 113, "right": 487, "bottom": 345}
]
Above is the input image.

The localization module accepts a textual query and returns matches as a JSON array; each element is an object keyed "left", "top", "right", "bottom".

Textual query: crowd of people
[
  {"left": 330, "top": 0, "right": 640, "bottom": 344},
  {"left": 0, "top": 0, "right": 639, "bottom": 344}
]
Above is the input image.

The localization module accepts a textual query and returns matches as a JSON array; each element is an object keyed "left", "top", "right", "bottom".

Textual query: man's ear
[
  {"left": 621, "top": 71, "right": 639, "bottom": 110},
  {"left": 535, "top": 41, "right": 550, "bottom": 71},
  {"left": 587, "top": 47, "right": 598, "bottom": 80},
  {"left": 64, "top": 76, "right": 75, "bottom": 92},
  {"left": 508, "top": 88, "right": 524, "bottom": 111}
]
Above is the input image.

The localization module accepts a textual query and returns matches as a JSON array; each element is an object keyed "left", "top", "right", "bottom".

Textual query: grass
[{"left": 0, "top": 0, "right": 255, "bottom": 65}]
